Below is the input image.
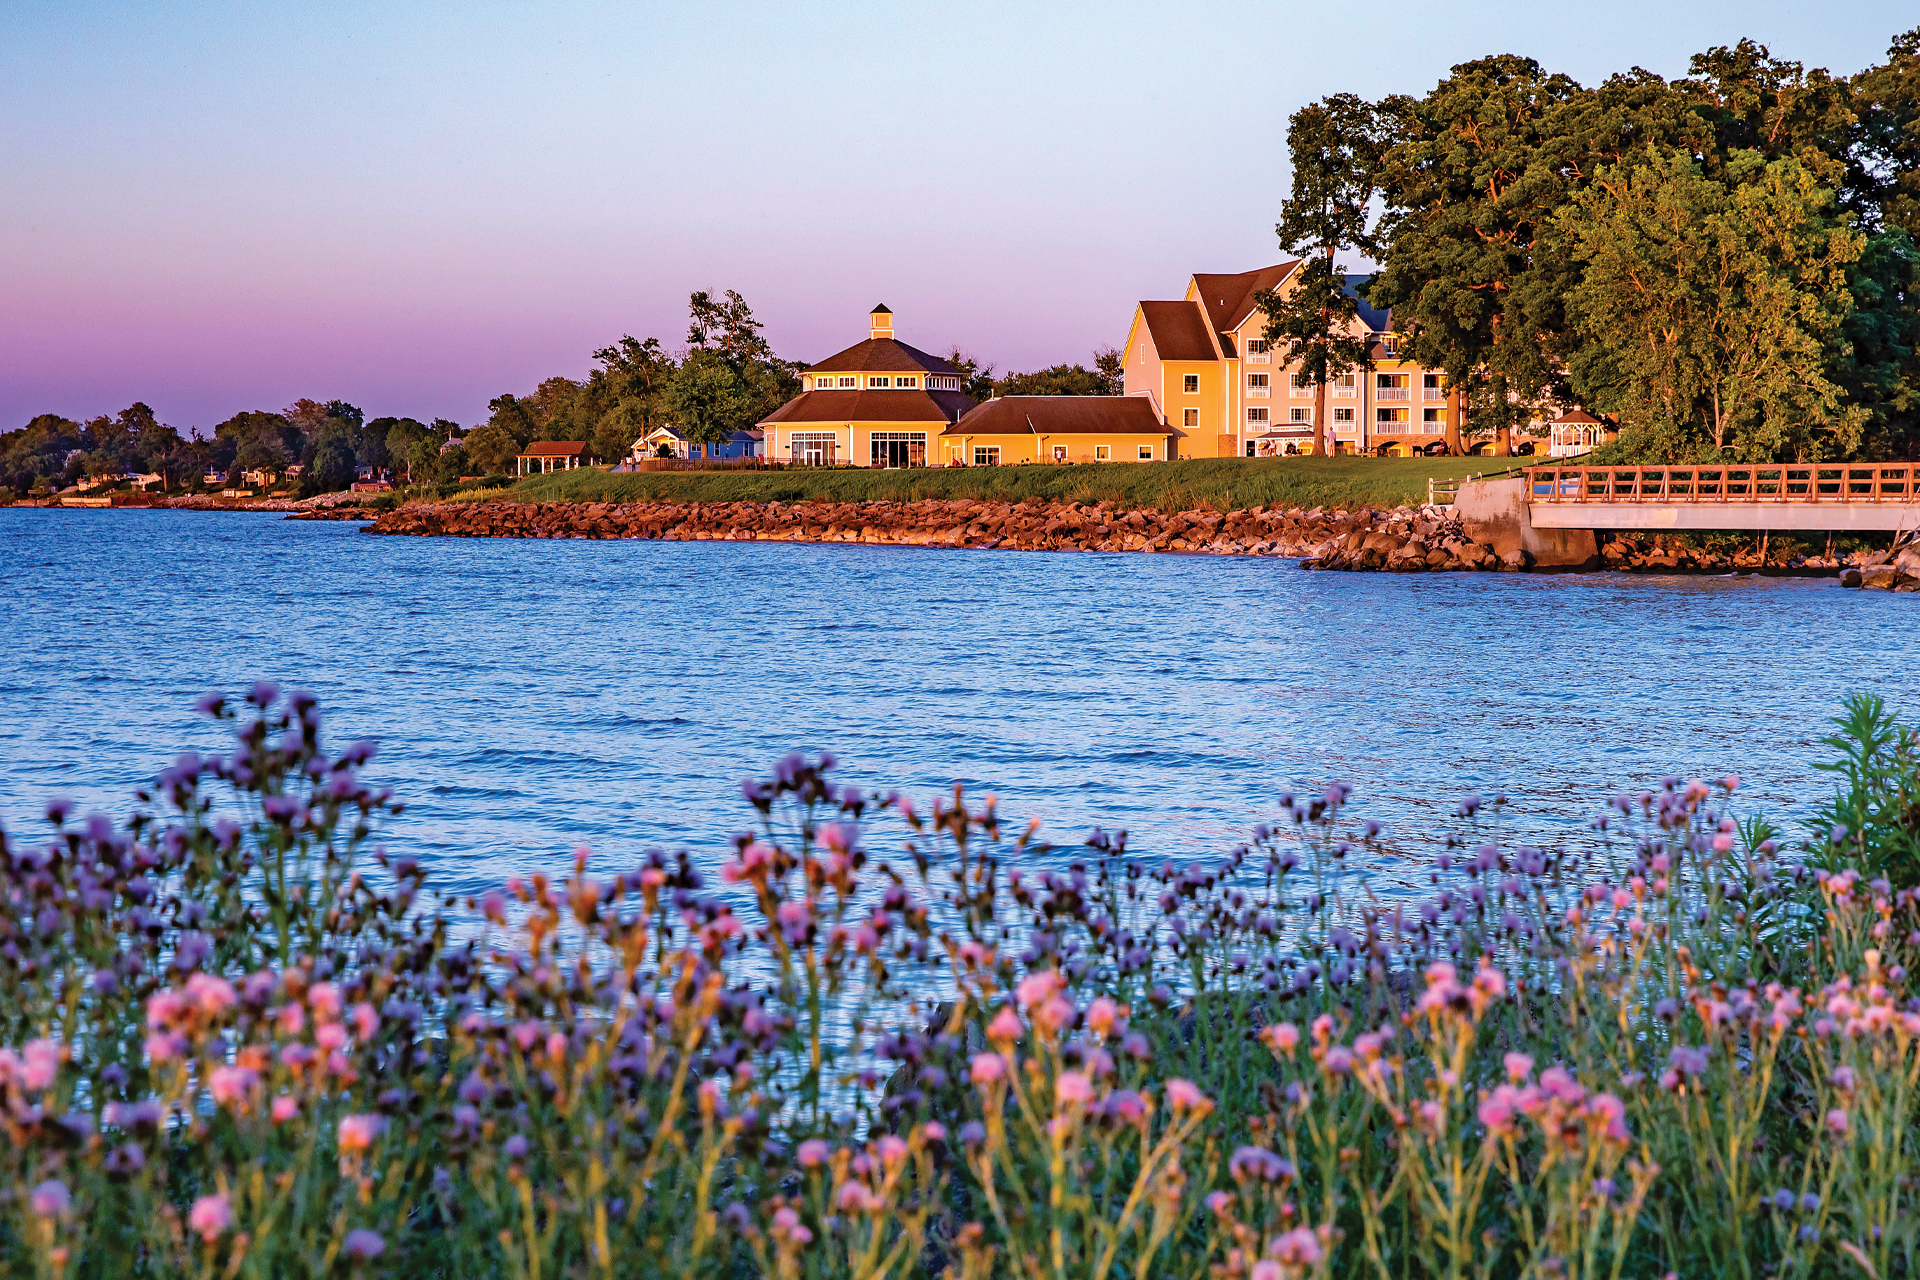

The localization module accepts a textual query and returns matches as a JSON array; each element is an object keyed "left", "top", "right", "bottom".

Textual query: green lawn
[{"left": 465, "top": 456, "right": 1532, "bottom": 513}]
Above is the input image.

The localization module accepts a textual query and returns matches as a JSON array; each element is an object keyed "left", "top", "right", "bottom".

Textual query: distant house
[
  {"left": 630, "top": 427, "right": 761, "bottom": 462},
  {"left": 1548, "top": 410, "right": 1616, "bottom": 458},
  {"left": 129, "top": 472, "right": 163, "bottom": 490},
  {"left": 241, "top": 467, "right": 278, "bottom": 487},
  {"left": 203, "top": 470, "right": 228, "bottom": 485},
  {"left": 939, "top": 396, "right": 1183, "bottom": 465},
  {"left": 634, "top": 426, "right": 688, "bottom": 460},
  {"left": 516, "top": 441, "right": 597, "bottom": 476},
  {"left": 350, "top": 480, "right": 393, "bottom": 494}
]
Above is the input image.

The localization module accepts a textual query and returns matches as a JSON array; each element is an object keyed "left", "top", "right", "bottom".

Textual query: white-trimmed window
[
  {"left": 1332, "top": 373, "right": 1357, "bottom": 398},
  {"left": 1137, "top": 444, "right": 1154, "bottom": 460},
  {"left": 1095, "top": 444, "right": 1111, "bottom": 461},
  {"left": 1378, "top": 407, "right": 1410, "bottom": 427},
  {"left": 1247, "top": 407, "right": 1269, "bottom": 423},
  {"left": 790, "top": 431, "right": 837, "bottom": 465},
  {"left": 1421, "top": 408, "right": 1445, "bottom": 434},
  {"left": 1247, "top": 373, "right": 1269, "bottom": 397},
  {"left": 973, "top": 446, "right": 1000, "bottom": 466},
  {"left": 1424, "top": 373, "right": 1444, "bottom": 400},
  {"left": 867, "top": 376, "right": 891, "bottom": 388},
  {"left": 1246, "top": 338, "right": 1271, "bottom": 364},
  {"left": 1291, "top": 373, "right": 1313, "bottom": 396},
  {"left": 1333, "top": 407, "right": 1354, "bottom": 423},
  {"left": 871, "top": 431, "right": 927, "bottom": 468},
  {"left": 1182, "top": 408, "right": 1198, "bottom": 428},
  {"left": 1182, "top": 374, "right": 1199, "bottom": 393},
  {"left": 895, "top": 376, "right": 918, "bottom": 388},
  {"left": 1382, "top": 335, "right": 1399, "bottom": 356},
  {"left": 1290, "top": 407, "right": 1312, "bottom": 423},
  {"left": 838, "top": 376, "right": 857, "bottom": 388}
]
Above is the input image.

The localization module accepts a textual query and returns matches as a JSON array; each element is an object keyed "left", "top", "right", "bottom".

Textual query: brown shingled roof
[
  {"left": 1192, "top": 262, "right": 1299, "bottom": 335},
  {"left": 1139, "top": 301, "right": 1217, "bottom": 362},
  {"left": 759, "top": 389, "right": 976, "bottom": 426},
  {"left": 939, "top": 396, "right": 1179, "bottom": 438},
  {"left": 517, "top": 441, "right": 590, "bottom": 458},
  {"left": 805, "top": 338, "right": 963, "bottom": 375}
]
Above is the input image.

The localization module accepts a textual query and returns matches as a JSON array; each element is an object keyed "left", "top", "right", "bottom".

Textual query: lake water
[{"left": 3, "top": 507, "right": 1915, "bottom": 899}]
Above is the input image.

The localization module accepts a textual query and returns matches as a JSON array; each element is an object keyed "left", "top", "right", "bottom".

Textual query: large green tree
[
  {"left": 1258, "top": 93, "right": 1397, "bottom": 457},
  {"left": 665, "top": 347, "right": 753, "bottom": 448},
  {"left": 1562, "top": 147, "right": 1866, "bottom": 459}
]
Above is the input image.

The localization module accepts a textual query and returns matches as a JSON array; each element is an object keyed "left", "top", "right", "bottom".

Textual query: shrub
[{"left": 2, "top": 692, "right": 1918, "bottom": 1278}]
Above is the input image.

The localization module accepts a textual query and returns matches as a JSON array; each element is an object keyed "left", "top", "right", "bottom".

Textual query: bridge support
[{"left": 1454, "top": 478, "right": 1599, "bottom": 568}]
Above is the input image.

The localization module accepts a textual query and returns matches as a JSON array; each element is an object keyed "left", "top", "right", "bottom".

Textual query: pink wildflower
[
  {"left": 272, "top": 1096, "right": 298, "bottom": 1123},
  {"left": 1827, "top": 1108, "right": 1850, "bottom": 1135},
  {"left": 1504, "top": 1052, "right": 1534, "bottom": 1083},
  {"left": 146, "top": 989, "right": 187, "bottom": 1030},
  {"left": 337, "top": 1113, "right": 384, "bottom": 1153},
  {"left": 1587, "top": 1093, "right": 1630, "bottom": 1142},
  {"left": 1263, "top": 1023, "right": 1300, "bottom": 1055},
  {"left": 308, "top": 982, "right": 342, "bottom": 1023},
  {"left": 31, "top": 1180, "right": 71, "bottom": 1219},
  {"left": 209, "top": 1065, "right": 258, "bottom": 1108},
  {"left": 1054, "top": 1071, "right": 1093, "bottom": 1107},
  {"left": 970, "top": 1054, "right": 1005, "bottom": 1086},
  {"left": 1016, "top": 970, "right": 1065, "bottom": 1009},
  {"left": 1086, "top": 997, "right": 1119, "bottom": 1036},
  {"left": 835, "top": 1181, "right": 880, "bottom": 1212},
  {"left": 797, "top": 1139, "right": 830, "bottom": 1168},
  {"left": 185, "top": 973, "right": 236, "bottom": 1016},
  {"left": 1165, "top": 1078, "right": 1210, "bottom": 1114},
  {"left": 188, "top": 1193, "right": 231, "bottom": 1241},
  {"left": 987, "top": 1006, "right": 1024, "bottom": 1044},
  {"left": 352, "top": 1003, "right": 378, "bottom": 1039},
  {"left": 22, "top": 1040, "right": 60, "bottom": 1090},
  {"left": 343, "top": 1229, "right": 385, "bottom": 1261},
  {"left": 1270, "top": 1227, "right": 1323, "bottom": 1266}
]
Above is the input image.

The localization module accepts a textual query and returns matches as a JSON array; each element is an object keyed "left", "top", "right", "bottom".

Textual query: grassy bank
[{"left": 457, "top": 455, "right": 1526, "bottom": 513}]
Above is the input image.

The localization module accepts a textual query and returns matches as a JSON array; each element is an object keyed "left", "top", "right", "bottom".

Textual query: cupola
[{"left": 869, "top": 304, "right": 894, "bottom": 341}]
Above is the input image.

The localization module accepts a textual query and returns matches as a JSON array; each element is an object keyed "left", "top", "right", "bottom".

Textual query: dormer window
[
  {"left": 838, "top": 376, "right": 857, "bottom": 388},
  {"left": 1382, "top": 336, "right": 1399, "bottom": 356},
  {"left": 868, "top": 376, "right": 891, "bottom": 388},
  {"left": 896, "top": 376, "right": 918, "bottom": 388}
]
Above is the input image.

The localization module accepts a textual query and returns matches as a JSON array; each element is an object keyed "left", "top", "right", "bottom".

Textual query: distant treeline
[
  {"left": 1263, "top": 29, "right": 1920, "bottom": 462},
  {"left": 0, "top": 292, "right": 1123, "bottom": 496}
]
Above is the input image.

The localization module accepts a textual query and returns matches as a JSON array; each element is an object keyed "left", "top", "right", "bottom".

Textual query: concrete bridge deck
[{"left": 1525, "top": 465, "right": 1920, "bottom": 532}]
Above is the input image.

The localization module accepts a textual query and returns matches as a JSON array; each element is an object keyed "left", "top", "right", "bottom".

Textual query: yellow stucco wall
[
  {"left": 937, "top": 433, "right": 1171, "bottom": 465},
  {"left": 764, "top": 421, "right": 951, "bottom": 465}
]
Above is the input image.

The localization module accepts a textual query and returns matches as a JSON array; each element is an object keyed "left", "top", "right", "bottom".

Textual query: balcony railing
[
  {"left": 1527, "top": 465, "right": 1918, "bottom": 503},
  {"left": 1376, "top": 386, "right": 1409, "bottom": 401},
  {"left": 1423, "top": 388, "right": 1445, "bottom": 401}
]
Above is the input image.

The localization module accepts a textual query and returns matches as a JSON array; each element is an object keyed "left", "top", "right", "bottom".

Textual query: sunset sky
[{"left": 3, "top": 0, "right": 1911, "bottom": 433}]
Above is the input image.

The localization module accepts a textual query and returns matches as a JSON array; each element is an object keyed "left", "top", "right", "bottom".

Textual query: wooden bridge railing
[{"left": 1526, "top": 465, "right": 1917, "bottom": 503}]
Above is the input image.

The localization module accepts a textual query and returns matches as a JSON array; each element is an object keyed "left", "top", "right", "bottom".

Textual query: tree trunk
[
  {"left": 1445, "top": 388, "right": 1463, "bottom": 456},
  {"left": 1495, "top": 425, "right": 1511, "bottom": 458}
]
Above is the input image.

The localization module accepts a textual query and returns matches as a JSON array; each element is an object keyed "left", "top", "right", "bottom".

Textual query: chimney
[{"left": 870, "top": 304, "right": 893, "bottom": 341}]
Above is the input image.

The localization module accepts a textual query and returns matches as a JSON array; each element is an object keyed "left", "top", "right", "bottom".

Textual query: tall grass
[
  {"left": 461, "top": 457, "right": 1522, "bottom": 514},
  {"left": 3, "top": 691, "right": 1917, "bottom": 1278}
]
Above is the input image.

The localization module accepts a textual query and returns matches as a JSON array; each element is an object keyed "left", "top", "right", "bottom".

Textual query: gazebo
[{"left": 516, "top": 441, "right": 596, "bottom": 476}]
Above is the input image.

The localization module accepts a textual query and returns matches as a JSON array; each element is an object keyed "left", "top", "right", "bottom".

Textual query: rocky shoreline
[{"left": 352, "top": 498, "right": 1912, "bottom": 581}]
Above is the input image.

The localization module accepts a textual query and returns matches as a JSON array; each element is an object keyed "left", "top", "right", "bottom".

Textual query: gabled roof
[
  {"left": 760, "top": 389, "right": 976, "bottom": 426},
  {"left": 940, "top": 396, "right": 1181, "bottom": 438},
  {"left": 805, "top": 338, "right": 962, "bottom": 375},
  {"left": 1346, "top": 274, "right": 1391, "bottom": 333},
  {"left": 518, "top": 440, "right": 590, "bottom": 457},
  {"left": 1553, "top": 409, "right": 1609, "bottom": 425},
  {"left": 1139, "top": 301, "right": 1217, "bottom": 362},
  {"left": 1191, "top": 262, "right": 1300, "bottom": 335}
]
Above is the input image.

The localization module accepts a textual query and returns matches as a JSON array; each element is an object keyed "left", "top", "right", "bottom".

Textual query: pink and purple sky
[{"left": 3, "top": 0, "right": 1910, "bottom": 434}]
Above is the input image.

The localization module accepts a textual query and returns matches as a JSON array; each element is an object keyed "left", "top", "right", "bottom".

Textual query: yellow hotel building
[
  {"left": 1121, "top": 262, "right": 1462, "bottom": 458},
  {"left": 761, "top": 306, "right": 1180, "bottom": 465}
]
